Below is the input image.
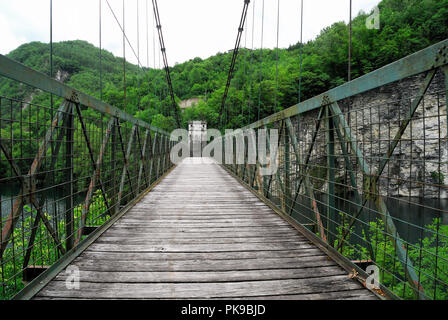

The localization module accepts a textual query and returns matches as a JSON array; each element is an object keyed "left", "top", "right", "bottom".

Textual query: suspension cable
[
  {"left": 247, "top": 0, "right": 255, "bottom": 126},
  {"left": 257, "top": 0, "right": 265, "bottom": 121},
  {"left": 217, "top": 0, "right": 251, "bottom": 128},
  {"left": 50, "top": 0, "right": 53, "bottom": 81},
  {"left": 136, "top": 0, "right": 142, "bottom": 110},
  {"left": 347, "top": 0, "right": 352, "bottom": 126},
  {"left": 298, "top": 0, "right": 303, "bottom": 103},
  {"left": 99, "top": 0, "right": 103, "bottom": 100},
  {"left": 122, "top": 0, "right": 126, "bottom": 114},
  {"left": 152, "top": 0, "right": 181, "bottom": 128},
  {"left": 146, "top": 0, "right": 150, "bottom": 69},
  {"left": 348, "top": 0, "right": 352, "bottom": 84},
  {"left": 145, "top": 0, "right": 151, "bottom": 112},
  {"left": 274, "top": 0, "right": 280, "bottom": 114},
  {"left": 104, "top": 0, "right": 145, "bottom": 69},
  {"left": 137, "top": 0, "right": 140, "bottom": 66},
  {"left": 243, "top": 8, "right": 248, "bottom": 118}
]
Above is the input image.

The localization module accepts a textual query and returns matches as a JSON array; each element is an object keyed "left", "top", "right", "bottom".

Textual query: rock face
[
  {"left": 55, "top": 69, "right": 70, "bottom": 82},
  {"left": 287, "top": 70, "right": 447, "bottom": 199},
  {"left": 179, "top": 97, "right": 201, "bottom": 110}
]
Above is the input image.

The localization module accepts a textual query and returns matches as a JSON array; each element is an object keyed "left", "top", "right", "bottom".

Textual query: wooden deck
[{"left": 34, "top": 158, "right": 377, "bottom": 300}]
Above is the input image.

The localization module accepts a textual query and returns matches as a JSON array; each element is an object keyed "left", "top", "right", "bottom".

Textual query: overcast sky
[{"left": 0, "top": 0, "right": 381, "bottom": 67}]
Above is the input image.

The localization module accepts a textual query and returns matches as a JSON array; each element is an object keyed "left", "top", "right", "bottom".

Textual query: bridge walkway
[{"left": 33, "top": 158, "right": 377, "bottom": 300}]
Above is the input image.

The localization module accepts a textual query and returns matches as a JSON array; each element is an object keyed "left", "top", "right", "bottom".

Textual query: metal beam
[
  {"left": 75, "top": 117, "right": 115, "bottom": 245},
  {"left": 116, "top": 125, "right": 137, "bottom": 214},
  {"left": 136, "top": 129, "right": 151, "bottom": 193},
  {"left": 285, "top": 118, "right": 327, "bottom": 243},
  {"left": 325, "top": 106, "right": 336, "bottom": 246},
  {"left": 330, "top": 105, "right": 375, "bottom": 260},
  {"left": 148, "top": 132, "right": 158, "bottom": 184},
  {"left": 74, "top": 104, "right": 111, "bottom": 214},
  {"left": 290, "top": 106, "right": 324, "bottom": 211}
]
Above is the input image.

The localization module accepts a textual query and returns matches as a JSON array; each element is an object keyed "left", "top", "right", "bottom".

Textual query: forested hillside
[{"left": 1, "top": 0, "right": 447, "bottom": 131}]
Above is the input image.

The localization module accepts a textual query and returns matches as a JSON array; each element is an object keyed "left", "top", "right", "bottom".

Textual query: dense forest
[{"left": 0, "top": 0, "right": 447, "bottom": 132}]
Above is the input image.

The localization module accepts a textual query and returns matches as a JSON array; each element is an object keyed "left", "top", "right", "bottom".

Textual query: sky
[{"left": 0, "top": 0, "right": 381, "bottom": 68}]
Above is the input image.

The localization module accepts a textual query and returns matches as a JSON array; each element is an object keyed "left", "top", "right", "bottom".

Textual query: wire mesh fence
[
  {"left": 223, "top": 43, "right": 448, "bottom": 300},
  {"left": 0, "top": 56, "right": 173, "bottom": 299}
]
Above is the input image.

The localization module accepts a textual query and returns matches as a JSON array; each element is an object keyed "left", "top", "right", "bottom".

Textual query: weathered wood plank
[
  {"left": 36, "top": 276, "right": 365, "bottom": 299},
  {"left": 87, "top": 242, "right": 316, "bottom": 252},
  {"left": 77, "top": 249, "right": 324, "bottom": 261},
  {"left": 112, "top": 222, "right": 292, "bottom": 228},
  {"left": 118, "top": 219, "right": 289, "bottom": 225},
  {"left": 53, "top": 266, "right": 344, "bottom": 283},
  {"left": 107, "top": 226, "right": 297, "bottom": 232},
  {"left": 66, "top": 256, "right": 336, "bottom": 272},
  {"left": 212, "top": 290, "right": 378, "bottom": 300},
  {"left": 94, "top": 236, "right": 306, "bottom": 245},
  {"left": 102, "top": 230, "right": 296, "bottom": 238}
]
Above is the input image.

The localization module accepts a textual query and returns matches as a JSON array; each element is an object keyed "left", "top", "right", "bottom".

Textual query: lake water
[
  {"left": 0, "top": 184, "right": 84, "bottom": 223},
  {"left": 288, "top": 193, "right": 448, "bottom": 245}
]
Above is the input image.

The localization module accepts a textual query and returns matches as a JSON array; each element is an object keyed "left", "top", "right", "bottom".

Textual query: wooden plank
[
  {"left": 213, "top": 290, "right": 378, "bottom": 300},
  {"left": 87, "top": 242, "right": 316, "bottom": 253},
  {"left": 67, "top": 256, "right": 336, "bottom": 272},
  {"left": 118, "top": 218, "right": 288, "bottom": 223},
  {"left": 107, "top": 226, "right": 296, "bottom": 232},
  {"left": 101, "top": 230, "right": 296, "bottom": 238},
  {"left": 77, "top": 249, "right": 324, "bottom": 261},
  {"left": 35, "top": 276, "right": 367, "bottom": 299},
  {"left": 121, "top": 214, "right": 283, "bottom": 219},
  {"left": 124, "top": 212, "right": 281, "bottom": 217},
  {"left": 53, "top": 266, "right": 344, "bottom": 283},
  {"left": 112, "top": 222, "right": 292, "bottom": 228},
  {"left": 93, "top": 237, "right": 306, "bottom": 245}
]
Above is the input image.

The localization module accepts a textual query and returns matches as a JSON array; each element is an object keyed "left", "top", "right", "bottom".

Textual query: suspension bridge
[{"left": 1, "top": 0, "right": 447, "bottom": 300}]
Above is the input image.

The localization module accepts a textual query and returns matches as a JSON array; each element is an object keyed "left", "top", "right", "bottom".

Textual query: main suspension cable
[
  {"left": 217, "top": 0, "right": 251, "bottom": 128},
  {"left": 152, "top": 0, "right": 181, "bottom": 128}
]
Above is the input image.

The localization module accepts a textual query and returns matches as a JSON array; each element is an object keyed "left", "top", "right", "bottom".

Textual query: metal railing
[
  {"left": 222, "top": 39, "right": 448, "bottom": 300},
  {"left": 0, "top": 54, "right": 173, "bottom": 299}
]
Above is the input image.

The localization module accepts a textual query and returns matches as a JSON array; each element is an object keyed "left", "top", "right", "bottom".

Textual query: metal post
[
  {"left": 284, "top": 120, "right": 291, "bottom": 214},
  {"left": 326, "top": 106, "right": 336, "bottom": 246},
  {"left": 111, "top": 117, "right": 117, "bottom": 213},
  {"left": 444, "top": 67, "right": 448, "bottom": 177},
  {"left": 148, "top": 132, "right": 158, "bottom": 184},
  {"left": 65, "top": 103, "right": 74, "bottom": 251}
]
